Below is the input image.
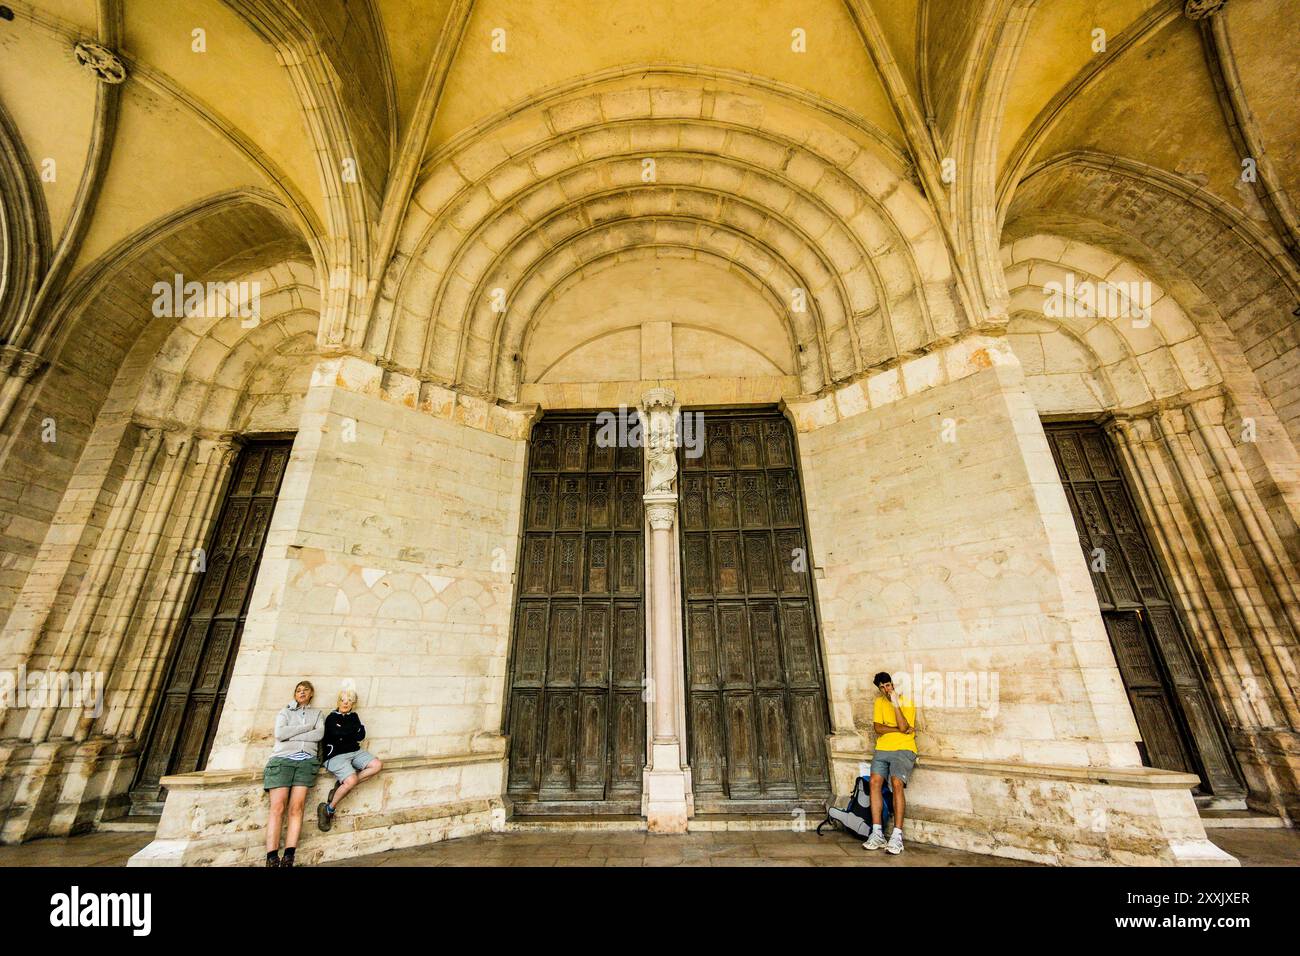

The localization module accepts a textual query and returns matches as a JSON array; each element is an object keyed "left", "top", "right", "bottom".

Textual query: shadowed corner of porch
[{"left": 2, "top": 824, "right": 1297, "bottom": 868}]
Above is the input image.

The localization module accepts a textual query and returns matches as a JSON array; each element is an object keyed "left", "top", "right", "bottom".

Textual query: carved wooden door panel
[
  {"left": 133, "top": 439, "right": 293, "bottom": 800},
  {"left": 505, "top": 414, "right": 645, "bottom": 813},
  {"left": 1045, "top": 422, "right": 1243, "bottom": 796},
  {"left": 679, "top": 409, "right": 831, "bottom": 809}
]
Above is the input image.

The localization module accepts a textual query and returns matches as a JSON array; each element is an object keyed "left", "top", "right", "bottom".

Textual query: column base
[
  {"left": 0, "top": 736, "right": 138, "bottom": 843},
  {"left": 645, "top": 741, "right": 690, "bottom": 833}
]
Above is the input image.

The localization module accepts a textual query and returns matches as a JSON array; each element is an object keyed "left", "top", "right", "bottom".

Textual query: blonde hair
[{"left": 337, "top": 688, "right": 358, "bottom": 707}]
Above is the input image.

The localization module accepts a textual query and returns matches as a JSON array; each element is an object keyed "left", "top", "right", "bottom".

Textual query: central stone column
[{"left": 640, "top": 388, "right": 691, "bottom": 832}]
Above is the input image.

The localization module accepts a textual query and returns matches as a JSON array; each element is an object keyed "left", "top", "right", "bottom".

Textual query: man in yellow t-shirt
[{"left": 864, "top": 671, "right": 917, "bottom": 856}]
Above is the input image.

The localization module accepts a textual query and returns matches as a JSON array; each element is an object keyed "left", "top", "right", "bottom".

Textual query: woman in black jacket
[{"left": 316, "top": 689, "right": 382, "bottom": 831}]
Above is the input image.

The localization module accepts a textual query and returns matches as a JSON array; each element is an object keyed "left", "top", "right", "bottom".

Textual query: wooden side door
[
  {"left": 132, "top": 439, "right": 293, "bottom": 801},
  {"left": 1045, "top": 422, "right": 1243, "bottom": 797}
]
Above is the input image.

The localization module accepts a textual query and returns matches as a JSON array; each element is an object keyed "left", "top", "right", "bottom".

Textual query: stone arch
[
  {"left": 132, "top": 260, "right": 321, "bottom": 433},
  {"left": 373, "top": 70, "right": 967, "bottom": 400},
  {"left": 1006, "top": 153, "right": 1300, "bottom": 447},
  {"left": 500, "top": 216, "right": 813, "bottom": 390},
  {"left": 1002, "top": 234, "right": 1225, "bottom": 412}
]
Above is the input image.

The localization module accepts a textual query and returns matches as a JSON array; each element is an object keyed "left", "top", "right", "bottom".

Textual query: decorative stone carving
[
  {"left": 1184, "top": 0, "right": 1226, "bottom": 19},
  {"left": 645, "top": 499, "right": 677, "bottom": 531},
  {"left": 642, "top": 387, "right": 679, "bottom": 495},
  {"left": 0, "top": 344, "right": 45, "bottom": 379},
  {"left": 73, "top": 41, "right": 128, "bottom": 84}
]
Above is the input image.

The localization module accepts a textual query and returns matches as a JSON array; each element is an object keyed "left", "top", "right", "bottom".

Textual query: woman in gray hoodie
[{"left": 263, "top": 680, "right": 324, "bottom": 867}]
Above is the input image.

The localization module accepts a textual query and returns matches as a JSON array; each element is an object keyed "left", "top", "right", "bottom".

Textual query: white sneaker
[
  {"left": 886, "top": 829, "right": 904, "bottom": 855},
  {"left": 863, "top": 830, "right": 887, "bottom": 850}
]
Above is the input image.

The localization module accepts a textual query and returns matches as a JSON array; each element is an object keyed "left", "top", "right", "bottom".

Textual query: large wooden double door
[
  {"left": 505, "top": 414, "right": 647, "bottom": 813},
  {"left": 679, "top": 410, "right": 831, "bottom": 809},
  {"left": 1044, "top": 422, "right": 1243, "bottom": 797},
  {"left": 133, "top": 439, "right": 292, "bottom": 803}
]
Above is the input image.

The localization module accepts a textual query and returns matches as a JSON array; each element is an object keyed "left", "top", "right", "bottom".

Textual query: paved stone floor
[
  {"left": 0, "top": 825, "right": 1295, "bottom": 867},
  {"left": 325, "top": 829, "right": 1023, "bottom": 867}
]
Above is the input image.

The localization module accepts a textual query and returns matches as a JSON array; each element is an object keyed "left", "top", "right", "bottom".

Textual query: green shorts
[{"left": 263, "top": 756, "right": 320, "bottom": 790}]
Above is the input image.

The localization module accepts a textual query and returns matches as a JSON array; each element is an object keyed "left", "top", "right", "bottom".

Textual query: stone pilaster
[
  {"left": 108, "top": 436, "right": 238, "bottom": 742},
  {"left": 1113, "top": 405, "right": 1300, "bottom": 820}
]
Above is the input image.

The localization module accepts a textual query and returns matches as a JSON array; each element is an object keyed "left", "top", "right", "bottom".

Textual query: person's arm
[
  {"left": 320, "top": 714, "right": 339, "bottom": 757},
  {"left": 891, "top": 699, "right": 913, "bottom": 734},
  {"left": 355, "top": 716, "right": 365, "bottom": 743},
  {"left": 279, "top": 716, "right": 324, "bottom": 742},
  {"left": 298, "top": 711, "right": 325, "bottom": 743},
  {"left": 273, "top": 709, "right": 295, "bottom": 742}
]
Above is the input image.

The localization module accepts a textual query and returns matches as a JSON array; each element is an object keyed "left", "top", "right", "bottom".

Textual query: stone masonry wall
[
  {"left": 794, "top": 338, "right": 1144, "bottom": 769},
  {"left": 205, "top": 356, "right": 529, "bottom": 774}
]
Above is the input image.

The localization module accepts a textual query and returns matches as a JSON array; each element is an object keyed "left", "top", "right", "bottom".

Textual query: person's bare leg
[
  {"left": 869, "top": 773, "right": 885, "bottom": 826},
  {"left": 891, "top": 777, "right": 905, "bottom": 831},
  {"left": 329, "top": 773, "right": 359, "bottom": 809},
  {"left": 331, "top": 759, "right": 382, "bottom": 810},
  {"left": 286, "top": 785, "right": 309, "bottom": 848},
  {"left": 266, "top": 788, "right": 287, "bottom": 853}
]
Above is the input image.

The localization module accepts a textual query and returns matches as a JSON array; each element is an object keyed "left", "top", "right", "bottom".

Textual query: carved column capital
[
  {"left": 643, "top": 493, "right": 678, "bottom": 531},
  {"left": 73, "top": 41, "right": 128, "bottom": 84},
  {"left": 1184, "top": 0, "right": 1226, "bottom": 19},
  {"left": 0, "top": 345, "right": 46, "bottom": 379},
  {"left": 161, "top": 429, "right": 195, "bottom": 458},
  {"left": 196, "top": 434, "right": 238, "bottom": 464}
]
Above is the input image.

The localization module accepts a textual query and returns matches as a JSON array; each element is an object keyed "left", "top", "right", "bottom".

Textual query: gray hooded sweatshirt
[{"left": 270, "top": 701, "right": 324, "bottom": 760}]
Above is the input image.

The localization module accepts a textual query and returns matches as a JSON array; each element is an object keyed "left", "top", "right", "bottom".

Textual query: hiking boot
[
  {"left": 317, "top": 801, "right": 333, "bottom": 832},
  {"left": 886, "top": 829, "right": 904, "bottom": 855},
  {"left": 863, "top": 830, "right": 887, "bottom": 850},
  {"left": 266, "top": 855, "right": 280, "bottom": 867},
  {"left": 281, "top": 855, "right": 295, "bottom": 868}
]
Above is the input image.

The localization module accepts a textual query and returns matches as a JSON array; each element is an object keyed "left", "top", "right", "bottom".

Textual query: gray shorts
[
  {"left": 325, "top": 749, "right": 378, "bottom": 782},
  {"left": 870, "top": 749, "right": 917, "bottom": 784}
]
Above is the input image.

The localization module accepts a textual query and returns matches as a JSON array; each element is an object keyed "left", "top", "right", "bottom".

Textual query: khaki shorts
[
  {"left": 325, "top": 749, "right": 378, "bottom": 782},
  {"left": 263, "top": 756, "right": 320, "bottom": 790},
  {"left": 870, "top": 749, "right": 917, "bottom": 784}
]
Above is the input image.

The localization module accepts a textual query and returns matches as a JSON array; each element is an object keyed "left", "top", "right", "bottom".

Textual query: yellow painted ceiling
[
  {"left": 1225, "top": 0, "right": 1300, "bottom": 222},
  {"left": 121, "top": 0, "right": 324, "bottom": 227},
  {"left": 428, "top": 0, "right": 905, "bottom": 153},
  {"left": 0, "top": 22, "right": 95, "bottom": 240},
  {"left": 996, "top": 0, "right": 1153, "bottom": 172},
  {"left": 71, "top": 77, "right": 274, "bottom": 272},
  {"left": 1033, "top": 16, "right": 1261, "bottom": 221},
  {"left": 2, "top": 0, "right": 1295, "bottom": 309}
]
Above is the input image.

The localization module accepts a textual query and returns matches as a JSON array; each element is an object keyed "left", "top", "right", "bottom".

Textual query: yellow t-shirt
[{"left": 873, "top": 694, "right": 917, "bottom": 753}]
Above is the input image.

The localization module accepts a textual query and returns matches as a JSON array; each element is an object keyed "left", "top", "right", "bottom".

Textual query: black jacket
[{"left": 321, "top": 711, "right": 366, "bottom": 761}]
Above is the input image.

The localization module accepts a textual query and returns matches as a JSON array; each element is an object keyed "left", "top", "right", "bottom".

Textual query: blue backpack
[{"left": 816, "top": 775, "right": 892, "bottom": 838}]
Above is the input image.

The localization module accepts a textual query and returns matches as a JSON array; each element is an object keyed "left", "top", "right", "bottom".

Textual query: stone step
[
  {"left": 1199, "top": 809, "right": 1287, "bottom": 829},
  {"left": 505, "top": 815, "right": 645, "bottom": 832},
  {"left": 1195, "top": 794, "right": 1248, "bottom": 812},
  {"left": 97, "top": 815, "right": 160, "bottom": 834},
  {"left": 688, "top": 813, "right": 808, "bottom": 832}
]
